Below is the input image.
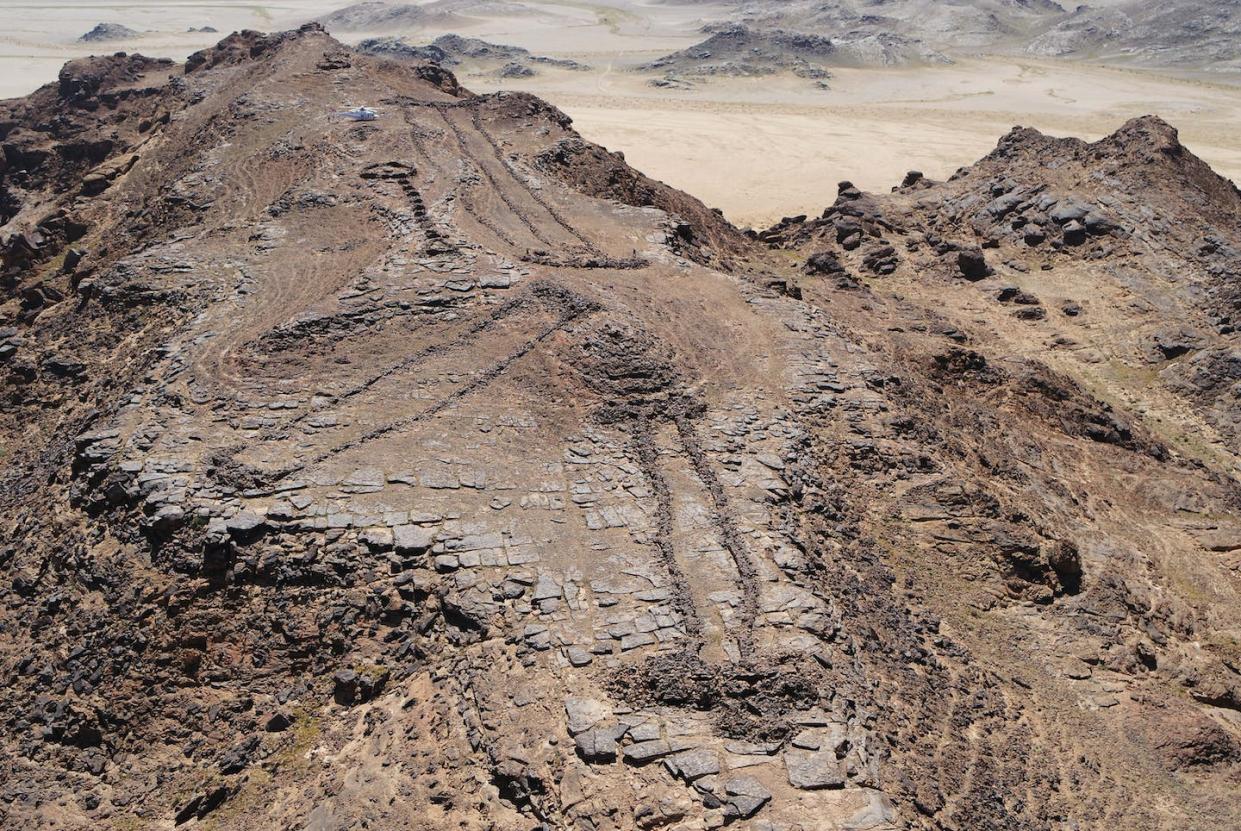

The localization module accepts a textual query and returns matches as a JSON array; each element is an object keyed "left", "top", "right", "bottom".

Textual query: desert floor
[{"left": 5, "top": 0, "right": 1241, "bottom": 228}]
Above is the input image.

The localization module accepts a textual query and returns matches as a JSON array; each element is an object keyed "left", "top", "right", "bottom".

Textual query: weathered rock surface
[{"left": 0, "top": 21, "right": 1239, "bottom": 831}]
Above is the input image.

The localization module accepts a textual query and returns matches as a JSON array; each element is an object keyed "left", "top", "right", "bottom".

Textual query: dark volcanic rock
[
  {"left": 957, "top": 248, "right": 991, "bottom": 279},
  {"left": 804, "top": 250, "right": 845, "bottom": 275}
]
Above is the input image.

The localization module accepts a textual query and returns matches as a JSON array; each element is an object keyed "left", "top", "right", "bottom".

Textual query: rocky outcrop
[
  {"left": 535, "top": 135, "right": 749, "bottom": 263},
  {"left": 78, "top": 23, "right": 138, "bottom": 43},
  {"left": 642, "top": 24, "right": 839, "bottom": 78}
]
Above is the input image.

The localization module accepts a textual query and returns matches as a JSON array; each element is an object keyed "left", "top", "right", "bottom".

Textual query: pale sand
[{"left": 4, "top": 0, "right": 1241, "bottom": 228}]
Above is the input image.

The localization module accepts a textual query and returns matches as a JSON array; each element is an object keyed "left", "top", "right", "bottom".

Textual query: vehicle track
[
  {"left": 419, "top": 113, "right": 526, "bottom": 249},
  {"left": 396, "top": 98, "right": 641, "bottom": 269},
  {"left": 434, "top": 104, "right": 564, "bottom": 253},
  {"left": 194, "top": 152, "right": 386, "bottom": 397},
  {"left": 468, "top": 105, "right": 602, "bottom": 256},
  {"left": 259, "top": 293, "right": 533, "bottom": 441},
  {"left": 397, "top": 106, "right": 519, "bottom": 250},
  {"left": 279, "top": 288, "right": 597, "bottom": 475}
]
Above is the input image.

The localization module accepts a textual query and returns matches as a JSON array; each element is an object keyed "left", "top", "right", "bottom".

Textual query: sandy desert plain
[{"left": 4, "top": 0, "right": 1241, "bottom": 229}]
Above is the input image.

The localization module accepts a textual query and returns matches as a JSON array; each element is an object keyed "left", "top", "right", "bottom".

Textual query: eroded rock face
[{"left": 0, "top": 24, "right": 1239, "bottom": 831}]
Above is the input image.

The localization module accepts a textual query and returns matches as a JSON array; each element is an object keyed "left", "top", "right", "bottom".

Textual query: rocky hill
[
  {"left": 318, "top": 2, "right": 458, "bottom": 32},
  {"left": 1, "top": 22, "right": 1240, "bottom": 831},
  {"left": 318, "top": 0, "right": 534, "bottom": 33},
  {"left": 356, "top": 34, "right": 589, "bottom": 76},
  {"left": 78, "top": 23, "right": 140, "bottom": 44},
  {"left": 643, "top": 23, "right": 949, "bottom": 79},
  {"left": 1028, "top": 0, "right": 1241, "bottom": 70},
  {"left": 700, "top": 0, "right": 1065, "bottom": 52},
  {"left": 664, "top": 0, "right": 1241, "bottom": 71},
  {"left": 642, "top": 25, "right": 840, "bottom": 78}
]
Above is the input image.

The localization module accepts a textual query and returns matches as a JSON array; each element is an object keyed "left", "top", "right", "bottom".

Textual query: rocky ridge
[
  {"left": 356, "top": 33, "right": 590, "bottom": 77},
  {"left": 643, "top": 23, "right": 948, "bottom": 81}
]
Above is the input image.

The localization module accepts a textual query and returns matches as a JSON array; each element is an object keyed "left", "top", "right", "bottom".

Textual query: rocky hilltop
[{"left": 2, "top": 23, "right": 1241, "bottom": 831}]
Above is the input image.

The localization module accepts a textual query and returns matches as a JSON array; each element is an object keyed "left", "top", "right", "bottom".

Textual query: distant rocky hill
[
  {"left": 315, "top": 0, "right": 1241, "bottom": 73},
  {"left": 319, "top": 0, "right": 533, "bottom": 32},
  {"left": 77, "top": 23, "right": 139, "bottom": 43},
  {"left": 1029, "top": 0, "right": 1241, "bottom": 70},
  {"left": 313, "top": 0, "right": 1241, "bottom": 76},
  {"left": 661, "top": 0, "right": 1241, "bottom": 71},
  {"left": 642, "top": 25, "right": 840, "bottom": 78},
  {"left": 357, "top": 33, "right": 589, "bottom": 75},
  {"left": 1, "top": 21, "right": 1240, "bottom": 831},
  {"left": 709, "top": 0, "right": 1066, "bottom": 51},
  {"left": 318, "top": 1, "right": 457, "bottom": 31},
  {"left": 643, "top": 23, "right": 948, "bottom": 78}
]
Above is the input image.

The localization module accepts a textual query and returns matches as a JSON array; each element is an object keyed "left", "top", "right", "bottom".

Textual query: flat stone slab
[
  {"left": 724, "top": 776, "right": 771, "bottom": 819},
  {"left": 664, "top": 747, "right": 720, "bottom": 782},
  {"left": 623, "top": 739, "right": 673, "bottom": 764},
  {"left": 575, "top": 725, "right": 622, "bottom": 763},
  {"left": 532, "top": 574, "right": 562, "bottom": 601},
  {"left": 565, "top": 697, "right": 611, "bottom": 735},
  {"left": 342, "top": 467, "right": 385, "bottom": 487},
  {"left": 784, "top": 749, "right": 846, "bottom": 790},
  {"left": 620, "top": 632, "right": 656, "bottom": 651},
  {"left": 394, "top": 524, "right": 435, "bottom": 554},
  {"left": 565, "top": 646, "right": 593, "bottom": 667},
  {"left": 627, "top": 720, "right": 662, "bottom": 743},
  {"left": 226, "top": 511, "right": 267, "bottom": 540},
  {"left": 724, "top": 740, "right": 779, "bottom": 756}
]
